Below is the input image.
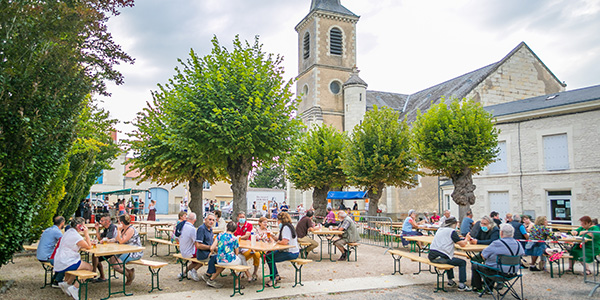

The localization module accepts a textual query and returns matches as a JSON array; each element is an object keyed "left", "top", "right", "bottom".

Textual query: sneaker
[
  {"left": 51, "top": 281, "right": 60, "bottom": 288},
  {"left": 67, "top": 285, "right": 79, "bottom": 300},
  {"left": 58, "top": 282, "right": 71, "bottom": 296},
  {"left": 200, "top": 273, "right": 209, "bottom": 282},
  {"left": 189, "top": 270, "right": 200, "bottom": 282},
  {"left": 530, "top": 266, "right": 541, "bottom": 272},
  {"left": 177, "top": 272, "right": 184, "bottom": 280},
  {"left": 458, "top": 284, "right": 472, "bottom": 291},
  {"left": 206, "top": 279, "right": 223, "bottom": 288},
  {"left": 447, "top": 279, "right": 457, "bottom": 287}
]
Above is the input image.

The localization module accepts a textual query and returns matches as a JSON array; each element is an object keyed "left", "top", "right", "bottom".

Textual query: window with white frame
[
  {"left": 203, "top": 181, "right": 211, "bottom": 190},
  {"left": 543, "top": 133, "right": 569, "bottom": 171},
  {"left": 488, "top": 141, "right": 507, "bottom": 174}
]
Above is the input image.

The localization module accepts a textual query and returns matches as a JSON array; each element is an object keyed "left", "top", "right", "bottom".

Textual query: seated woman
[
  {"left": 206, "top": 222, "right": 251, "bottom": 287},
  {"left": 253, "top": 217, "right": 274, "bottom": 243},
  {"left": 568, "top": 216, "right": 600, "bottom": 275},
  {"left": 214, "top": 210, "right": 226, "bottom": 232},
  {"left": 108, "top": 214, "right": 143, "bottom": 285},
  {"left": 323, "top": 207, "right": 338, "bottom": 227},
  {"left": 525, "top": 216, "right": 555, "bottom": 271},
  {"left": 266, "top": 212, "right": 300, "bottom": 286},
  {"left": 401, "top": 209, "right": 426, "bottom": 247},
  {"left": 55, "top": 217, "right": 94, "bottom": 300}
]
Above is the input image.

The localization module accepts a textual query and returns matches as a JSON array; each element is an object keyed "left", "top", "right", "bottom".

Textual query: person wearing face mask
[
  {"left": 233, "top": 211, "right": 260, "bottom": 281},
  {"left": 469, "top": 215, "right": 500, "bottom": 245}
]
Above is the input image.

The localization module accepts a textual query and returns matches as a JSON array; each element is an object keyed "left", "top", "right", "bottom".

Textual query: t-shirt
[
  {"left": 460, "top": 217, "right": 474, "bottom": 236},
  {"left": 37, "top": 225, "right": 62, "bottom": 261},
  {"left": 100, "top": 223, "right": 118, "bottom": 240},
  {"left": 54, "top": 228, "right": 83, "bottom": 272},
  {"left": 234, "top": 222, "right": 253, "bottom": 237},
  {"left": 295, "top": 216, "right": 313, "bottom": 239},
  {"left": 280, "top": 225, "right": 299, "bottom": 254},
  {"left": 179, "top": 221, "right": 197, "bottom": 258},
  {"left": 430, "top": 227, "right": 461, "bottom": 259},
  {"left": 216, "top": 232, "right": 239, "bottom": 264},
  {"left": 196, "top": 224, "right": 214, "bottom": 259},
  {"left": 430, "top": 215, "right": 440, "bottom": 222}
]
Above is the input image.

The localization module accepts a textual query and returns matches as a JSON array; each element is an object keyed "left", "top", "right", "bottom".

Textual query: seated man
[
  {"left": 196, "top": 213, "right": 221, "bottom": 287},
  {"left": 233, "top": 211, "right": 260, "bottom": 280},
  {"left": 460, "top": 210, "right": 474, "bottom": 236},
  {"left": 438, "top": 210, "right": 453, "bottom": 226},
  {"left": 296, "top": 210, "right": 319, "bottom": 256},
  {"left": 92, "top": 214, "right": 118, "bottom": 282},
  {"left": 471, "top": 224, "right": 524, "bottom": 293},
  {"left": 333, "top": 211, "right": 359, "bottom": 261},
  {"left": 470, "top": 216, "right": 500, "bottom": 245},
  {"left": 428, "top": 217, "right": 472, "bottom": 291},
  {"left": 179, "top": 213, "right": 202, "bottom": 281},
  {"left": 37, "top": 216, "right": 65, "bottom": 285}
]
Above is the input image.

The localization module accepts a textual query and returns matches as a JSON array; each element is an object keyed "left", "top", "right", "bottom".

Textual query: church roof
[
  {"left": 366, "top": 90, "right": 408, "bottom": 111},
  {"left": 485, "top": 84, "right": 600, "bottom": 117},
  {"left": 344, "top": 72, "right": 368, "bottom": 87},
  {"left": 310, "top": 0, "right": 358, "bottom": 17}
]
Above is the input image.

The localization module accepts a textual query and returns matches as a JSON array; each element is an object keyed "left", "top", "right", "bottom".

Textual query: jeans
[
  {"left": 428, "top": 251, "right": 467, "bottom": 283},
  {"left": 471, "top": 263, "right": 500, "bottom": 290},
  {"left": 206, "top": 255, "right": 218, "bottom": 275},
  {"left": 265, "top": 250, "right": 299, "bottom": 276}
]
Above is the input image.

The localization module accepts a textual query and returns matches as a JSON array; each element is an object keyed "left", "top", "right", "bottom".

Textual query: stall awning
[
  {"left": 96, "top": 188, "right": 148, "bottom": 196},
  {"left": 326, "top": 191, "right": 367, "bottom": 200}
]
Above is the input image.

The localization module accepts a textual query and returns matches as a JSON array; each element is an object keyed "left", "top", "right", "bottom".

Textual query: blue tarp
[{"left": 326, "top": 191, "right": 368, "bottom": 200}]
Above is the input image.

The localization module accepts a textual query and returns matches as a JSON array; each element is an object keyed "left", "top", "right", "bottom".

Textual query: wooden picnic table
[
  {"left": 455, "top": 243, "right": 488, "bottom": 259},
  {"left": 403, "top": 235, "right": 434, "bottom": 244},
  {"left": 312, "top": 229, "right": 344, "bottom": 262},
  {"left": 133, "top": 221, "right": 173, "bottom": 238},
  {"left": 83, "top": 243, "right": 145, "bottom": 299},
  {"left": 549, "top": 225, "right": 579, "bottom": 232},
  {"left": 239, "top": 240, "right": 293, "bottom": 293}
]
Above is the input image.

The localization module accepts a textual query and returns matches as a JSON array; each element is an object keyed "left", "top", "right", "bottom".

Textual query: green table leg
[
  {"left": 147, "top": 266, "right": 162, "bottom": 293},
  {"left": 102, "top": 254, "right": 133, "bottom": 300}
]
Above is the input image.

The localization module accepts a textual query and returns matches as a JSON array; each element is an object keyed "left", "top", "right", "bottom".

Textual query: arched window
[
  {"left": 330, "top": 28, "right": 343, "bottom": 55},
  {"left": 303, "top": 32, "right": 310, "bottom": 59}
]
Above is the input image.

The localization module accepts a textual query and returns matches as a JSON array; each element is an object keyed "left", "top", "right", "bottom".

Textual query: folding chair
[{"left": 472, "top": 255, "right": 523, "bottom": 300}]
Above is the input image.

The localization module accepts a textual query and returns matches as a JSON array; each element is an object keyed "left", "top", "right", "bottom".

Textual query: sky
[{"left": 98, "top": 0, "right": 600, "bottom": 137}]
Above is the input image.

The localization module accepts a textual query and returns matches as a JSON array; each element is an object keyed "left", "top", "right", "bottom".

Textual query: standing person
[
  {"left": 471, "top": 224, "right": 524, "bottom": 293},
  {"left": 522, "top": 215, "right": 534, "bottom": 233},
  {"left": 333, "top": 211, "right": 359, "bottom": 261},
  {"left": 428, "top": 217, "right": 472, "bottom": 291},
  {"left": 297, "top": 204, "right": 306, "bottom": 217},
  {"left": 460, "top": 210, "right": 475, "bottom": 236},
  {"left": 55, "top": 217, "right": 93, "bottom": 300},
  {"left": 108, "top": 214, "right": 143, "bottom": 285},
  {"left": 490, "top": 211, "right": 502, "bottom": 226},
  {"left": 401, "top": 209, "right": 425, "bottom": 247},
  {"left": 177, "top": 213, "right": 202, "bottom": 281},
  {"left": 179, "top": 201, "right": 186, "bottom": 213},
  {"left": 118, "top": 200, "right": 126, "bottom": 216},
  {"left": 323, "top": 207, "right": 338, "bottom": 227},
  {"left": 233, "top": 211, "right": 260, "bottom": 280},
  {"left": 91, "top": 214, "right": 118, "bottom": 282},
  {"left": 525, "top": 216, "right": 555, "bottom": 271},
  {"left": 266, "top": 212, "right": 300, "bottom": 286},
  {"left": 252, "top": 201, "right": 257, "bottom": 216},
  {"left": 83, "top": 199, "right": 93, "bottom": 223},
  {"left": 76, "top": 200, "right": 85, "bottom": 218},
  {"left": 132, "top": 198, "right": 139, "bottom": 215},
  {"left": 262, "top": 202, "right": 268, "bottom": 217},
  {"left": 209, "top": 200, "right": 215, "bottom": 213},
  {"left": 470, "top": 216, "right": 500, "bottom": 245},
  {"left": 147, "top": 200, "right": 157, "bottom": 221},
  {"left": 280, "top": 201, "right": 289, "bottom": 212},
  {"left": 567, "top": 216, "right": 600, "bottom": 275},
  {"left": 37, "top": 216, "right": 65, "bottom": 286},
  {"left": 352, "top": 201, "right": 358, "bottom": 211},
  {"left": 296, "top": 210, "right": 319, "bottom": 256},
  {"left": 271, "top": 202, "right": 279, "bottom": 219}
]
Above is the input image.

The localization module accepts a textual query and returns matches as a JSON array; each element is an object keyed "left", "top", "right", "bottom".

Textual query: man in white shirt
[{"left": 178, "top": 212, "right": 201, "bottom": 281}]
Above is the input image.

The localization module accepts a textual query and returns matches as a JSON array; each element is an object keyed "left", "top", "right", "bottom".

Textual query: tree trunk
[
  {"left": 188, "top": 176, "right": 204, "bottom": 226},
  {"left": 367, "top": 184, "right": 385, "bottom": 216},
  {"left": 312, "top": 186, "right": 330, "bottom": 222},
  {"left": 450, "top": 167, "right": 476, "bottom": 223},
  {"left": 227, "top": 157, "right": 252, "bottom": 223}
]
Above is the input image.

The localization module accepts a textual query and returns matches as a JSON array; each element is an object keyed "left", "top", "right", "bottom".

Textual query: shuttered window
[
  {"left": 330, "top": 28, "right": 343, "bottom": 55},
  {"left": 303, "top": 32, "right": 310, "bottom": 59},
  {"left": 488, "top": 141, "right": 507, "bottom": 174},
  {"left": 543, "top": 133, "right": 569, "bottom": 171}
]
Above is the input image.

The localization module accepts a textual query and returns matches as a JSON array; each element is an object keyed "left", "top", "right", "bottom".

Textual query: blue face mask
[
  {"left": 239, "top": 218, "right": 246, "bottom": 224},
  {"left": 481, "top": 226, "right": 489, "bottom": 232},
  {"left": 278, "top": 223, "right": 283, "bottom": 229}
]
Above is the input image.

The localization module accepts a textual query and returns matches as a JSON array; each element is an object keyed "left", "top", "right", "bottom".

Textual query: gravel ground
[{"left": 1, "top": 242, "right": 598, "bottom": 300}]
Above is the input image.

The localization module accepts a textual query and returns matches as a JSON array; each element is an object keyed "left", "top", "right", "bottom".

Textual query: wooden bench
[
  {"left": 215, "top": 264, "right": 252, "bottom": 297},
  {"left": 65, "top": 270, "right": 97, "bottom": 300},
  {"left": 147, "top": 238, "right": 179, "bottom": 257},
  {"left": 289, "top": 258, "right": 312, "bottom": 287},
  {"left": 139, "top": 231, "right": 148, "bottom": 244},
  {"left": 544, "top": 252, "right": 573, "bottom": 278},
  {"left": 454, "top": 251, "right": 469, "bottom": 258},
  {"left": 299, "top": 241, "right": 311, "bottom": 259},
  {"left": 127, "top": 259, "right": 168, "bottom": 293},
  {"left": 389, "top": 249, "right": 455, "bottom": 292},
  {"left": 172, "top": 253, "right": 208, "bottom": 281},
  {"left": 345, "top": 242, "right": 359, "bottom": 261}
]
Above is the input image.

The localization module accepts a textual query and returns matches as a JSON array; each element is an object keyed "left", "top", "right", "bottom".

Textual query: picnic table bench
[
  {"left": 65, "top": 270, "right": 97, "bottom": 300},
  {"left": 172, "top": 253, "right": 208, "bottom": 281},
  {"left": 215, "top": 264, "right": 252, "bottom": 297},
  {"left": 388, "top": 249, "right": 455, "bottom": 292},
  {"left": 147, "top": 238, "right": 179, "bottom": 257},
  {"left": 127, "top": 259, "right": 168, "bottom": 293}
]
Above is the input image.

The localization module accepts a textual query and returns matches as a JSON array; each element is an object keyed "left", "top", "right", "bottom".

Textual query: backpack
[{"left": 174, "top": 221, "right": 186, "bottom": 238}]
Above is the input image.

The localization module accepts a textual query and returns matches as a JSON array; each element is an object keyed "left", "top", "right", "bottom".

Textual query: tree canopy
[
  {"left": 0, "top": 0, "right": 133, "bottom": 266},
  {"left": 287, "top": 125, "right": 347, "bottom": 218},
  {"left": 412, "top": 97, "right": 499, "bottom": 218},
  {"left": 343, "top": 106, "right": 417, "bottom": 216},
  {"left": 250, "top": 165, "right": 286, "bottom": 190}
]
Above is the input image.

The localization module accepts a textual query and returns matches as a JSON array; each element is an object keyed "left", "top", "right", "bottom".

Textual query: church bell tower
[{"left": 295, "top": 0, "right": 360, "bottom": 131}]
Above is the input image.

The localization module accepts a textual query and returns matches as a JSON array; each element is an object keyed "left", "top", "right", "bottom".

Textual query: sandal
[
  {"left": 585, "top": 269, "right": 592, "bottom": 275},
  {"left": 265, "top": 280, "right": 274, "bottom": 287},
  {"left": 92, "top": 277, "right": 107, "bottom": 283}
]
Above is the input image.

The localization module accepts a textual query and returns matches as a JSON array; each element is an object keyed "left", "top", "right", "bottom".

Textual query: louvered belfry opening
[
  {"left": 303, "top": 32, "right": 310, "bottom": 59},
  {"left": 330, "top": 28, "right": 343, "bottom": 55}
]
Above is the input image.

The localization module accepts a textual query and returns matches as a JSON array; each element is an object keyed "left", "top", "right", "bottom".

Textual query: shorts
[
  {"left": 62, "top": 261, "right": 82, "bottom": 272},
  {"left": 334, "top": 238, "right": 348, "bottom": 247},
  {"left": 117, "top": 254, "right": 140, "bottom": 264}
]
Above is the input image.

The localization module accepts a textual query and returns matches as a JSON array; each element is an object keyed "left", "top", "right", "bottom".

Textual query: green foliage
[
  {"left": 411, "top": 98, "right": 499, "bottom": 177},
  {"left": 0, "top": 0, "right": 133, "bottom": 266},
  {"left": 250, "top": 165, "right": 286, "bottom": 189},
  {"left": 287, "top": 125, "right": 347, "bottom": 191},
  {"left": 155, "top": 35, "right": 303, "bottom": 217},
  {"left": 343, "top": 106, "right": 417, "bottom": 194}
]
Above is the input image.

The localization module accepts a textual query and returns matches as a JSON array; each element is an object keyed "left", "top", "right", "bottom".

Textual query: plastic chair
[{"left": 471, "top": 255, "right": 523, "bottom": 300}]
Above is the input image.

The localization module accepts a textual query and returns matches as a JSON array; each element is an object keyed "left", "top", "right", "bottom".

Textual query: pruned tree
[
  {"left": 343, "top": 106, "right": 417, "bottom": 216},
  {"left": 287, "top": 125, "right": 347, "bottom": 219},
  {"left": 412, "top": 97, "right": 499, "bottom": 220},
  {"left": 250, "top": 165, "right": 286, "bottom": 189}
]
